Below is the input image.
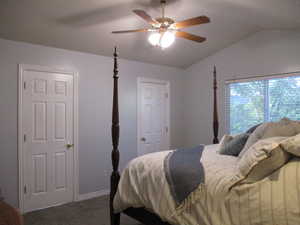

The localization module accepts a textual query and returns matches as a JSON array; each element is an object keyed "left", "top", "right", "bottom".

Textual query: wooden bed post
[
  {"left": 110, "top": 47, "right": 121, "bottom": 225},
  {"left": 108, "top": 48, "right": 220, "bottom": 225},
  {"left": 213, "top": 65, "right": 219, "bottom": 144}
]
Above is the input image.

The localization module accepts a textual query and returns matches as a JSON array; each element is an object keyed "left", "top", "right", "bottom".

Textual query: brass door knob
[{"left": 66, "top": 144, "right": 74, "bottom": 149}]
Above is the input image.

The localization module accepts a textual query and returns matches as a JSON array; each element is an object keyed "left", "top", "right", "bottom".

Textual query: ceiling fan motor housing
[{"left": 155, "top": 17, "right": 175, "bottom": 28}]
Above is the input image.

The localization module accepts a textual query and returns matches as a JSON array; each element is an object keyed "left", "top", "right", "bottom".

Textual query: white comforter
[{"left": 114, "top": 144, "right": 300, "bottom": 225}]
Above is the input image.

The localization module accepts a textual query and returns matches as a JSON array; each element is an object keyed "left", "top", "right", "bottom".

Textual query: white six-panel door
[
  {"left": 21, "top": 67, "right": 76, "bottom": 212},
  {"left": 137, "top": 78, "right": 170, "bottom": 156}
]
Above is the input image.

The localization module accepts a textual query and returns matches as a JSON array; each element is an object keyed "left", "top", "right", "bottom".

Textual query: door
[
  {"left": 22, "top": 68, "right": 75, "bottom": 212},
  {"left": 138, "top": 78, "right": 170, "bottom": 156}
]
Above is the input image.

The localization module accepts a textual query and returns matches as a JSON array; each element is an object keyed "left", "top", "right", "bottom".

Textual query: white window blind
[{"left": 226, "top": 73, "right": 300, "bottom": 134}]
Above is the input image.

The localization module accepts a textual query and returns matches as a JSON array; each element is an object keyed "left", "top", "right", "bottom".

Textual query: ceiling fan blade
[
  {"left": 175, "top": 31, "right": 206, "bottom": 43},
  {"left": 112, "top": 28, "right": 149, "bottom": 34},
  {"left": 132, "top": 9, "right": 159, "bottom": 25},
  {"left": 174, "top": 16, "right": 210, "bottom": 29}
]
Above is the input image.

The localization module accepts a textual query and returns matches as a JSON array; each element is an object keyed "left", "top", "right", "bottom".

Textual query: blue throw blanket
[{"left": 164, "top": 145, "right": 205, "bottom": 206}]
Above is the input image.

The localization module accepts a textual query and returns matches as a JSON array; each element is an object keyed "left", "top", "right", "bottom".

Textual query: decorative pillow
[
  {"left": 236, "top": 136, "right": 291, "bottom": 184},
  {"left": 219, "top": 133, "right": 250, "bottom": 156},
  {"left": 280, "top": 133, "right": 300, "bottom": 157},
  {"left": 239, "top": 120, "right": 300, "bottom": 157},
  {"left": 246, "top": 123, "right": 262, "bottom": 134},
  {"left": 218, "top": 135, "right": 234, "bottom": 150}
]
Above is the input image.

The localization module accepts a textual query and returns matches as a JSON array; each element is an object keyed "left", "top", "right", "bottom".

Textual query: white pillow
[
  {"left": 280, "top": 133, "right": 300, "bottom": 156},
  {"left": 218, "top": 135, "right": 234, "bottom": 153},
  {"left": 235, "top": 136, "right": 291, "bottom": 184},
  {"left": 239, "top": 119, "right": 299, "bottom": 157}
]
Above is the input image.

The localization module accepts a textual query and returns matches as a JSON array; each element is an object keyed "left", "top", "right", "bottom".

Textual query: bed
[{"left": 109, "top": 48, "right": 300, "bottom": 225}]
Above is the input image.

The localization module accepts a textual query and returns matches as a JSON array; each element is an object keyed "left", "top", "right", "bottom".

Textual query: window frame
[{"left": 225, "top": 71, "right": 300, "bottom": 134}]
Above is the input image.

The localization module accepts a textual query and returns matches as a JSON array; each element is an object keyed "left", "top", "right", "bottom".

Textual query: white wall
[
  {"left": 184, "top": 30, "right": 300, "bottom": 146},
  {"left": 0, "top": 38, "right": 184, "bottom": 207}
]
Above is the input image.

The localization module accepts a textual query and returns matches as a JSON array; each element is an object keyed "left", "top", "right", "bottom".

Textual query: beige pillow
[
  {"left": 280, "top": 117, "right": 300, "bottom": 133},
  {"left": 280, "top": 133, "right": 300, "bottom": 156},
  {"left": 236, "top": 136, "right": 291, "bottom": 184},
  {"left": 239, "top": 119, "right": 299, "bottom": 157}
]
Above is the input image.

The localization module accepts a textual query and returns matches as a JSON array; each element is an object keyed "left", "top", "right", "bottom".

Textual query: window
[{"left": 226, "top": 74, "right": 300, "bottom": 134}]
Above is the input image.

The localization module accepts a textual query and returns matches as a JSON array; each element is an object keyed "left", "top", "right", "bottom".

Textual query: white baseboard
[{"left": 77, "top": 189, "right": 109, "bottom": 201}]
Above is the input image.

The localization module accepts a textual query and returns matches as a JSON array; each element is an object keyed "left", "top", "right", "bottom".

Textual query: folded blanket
[{"left": 164, "top": 145, "right": 205, "bottom": 206}]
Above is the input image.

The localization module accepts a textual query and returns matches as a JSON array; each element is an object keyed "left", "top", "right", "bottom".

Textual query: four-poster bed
[
  {"left": 109, "top": 47, "right": 219, "bottom": 225},
  {"left": 109, "top": 47, "right": 300, "bottom": 225}
]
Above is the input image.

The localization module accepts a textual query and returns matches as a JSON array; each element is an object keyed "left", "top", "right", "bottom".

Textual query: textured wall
[
  {"left": 184, "top": 30, "right": 300, "bottom": 147},
  {"left": 0, "top": 38, "right": 184, "bottom": 207}
]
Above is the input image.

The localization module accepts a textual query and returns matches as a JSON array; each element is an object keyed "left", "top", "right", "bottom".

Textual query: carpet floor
[{"left": 24, "top": 195, "right": 141, "bottom": 225}]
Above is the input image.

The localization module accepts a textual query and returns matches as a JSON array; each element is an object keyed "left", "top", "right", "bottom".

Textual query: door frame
[
  {"left": 18, "top": 64, "right": 79, "bottom": 213},
  {"left": 137, "top": 77, "right": 170, "bottom": 156}
]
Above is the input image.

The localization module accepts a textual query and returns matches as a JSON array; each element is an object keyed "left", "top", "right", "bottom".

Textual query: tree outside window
[{"left": 227, "top": 76, "right": 300, "bottom": 134}]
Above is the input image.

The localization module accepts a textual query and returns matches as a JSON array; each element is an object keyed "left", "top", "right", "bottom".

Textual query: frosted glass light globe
[
  {"left": 148, "top": 32, "right": 160, "bottom": 46},
  {"left": 160, "top": 31, "right": 175, "bottom": 48}
]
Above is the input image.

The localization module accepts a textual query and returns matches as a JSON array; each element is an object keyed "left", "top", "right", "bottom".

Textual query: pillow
[
  {"left": 279, "top": 117, "right": 300, "bottom": 133},
  {"left": 239, "top": 120, "right": 300, "bottom": 157},
  {"left": 218, "top": 135, "right": 234, "bottom": 150},
  {"left": 280, "top": 133, "right": 300, "bottom": 156},
  {"left": 280, "top": 117, "right": 294, "bottom": 125},
  {"left": 246, "top": 123, "right": 262, "bottom": 134},
  {"left": 236, "top": 136, "right": 291, "bottom": 184},
  {"left": 219, "top": 133, "right": 250, "bottom": 156}
]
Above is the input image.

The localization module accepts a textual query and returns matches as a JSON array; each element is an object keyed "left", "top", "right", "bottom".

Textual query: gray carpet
[{"left": 24, "top": 195, "right": 141, "bottom": 225}]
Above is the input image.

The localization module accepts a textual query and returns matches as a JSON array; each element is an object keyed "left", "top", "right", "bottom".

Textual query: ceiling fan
[{"left": 112, "top": 0, "right": 210, "bottom": 48}]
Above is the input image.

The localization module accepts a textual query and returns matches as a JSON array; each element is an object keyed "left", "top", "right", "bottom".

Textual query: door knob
[
  {"left": 66, "top": 144, "right": 74, "bottom": 149},
  {"left": 141, "top": 137, "right": 146, "bottom": 142}
]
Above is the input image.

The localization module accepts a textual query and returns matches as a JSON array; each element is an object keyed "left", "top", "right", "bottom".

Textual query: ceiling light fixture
[{"left": 148, "top": 31, "right": 175, "bottom": 49}]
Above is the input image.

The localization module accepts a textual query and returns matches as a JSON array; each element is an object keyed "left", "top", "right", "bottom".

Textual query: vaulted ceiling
[{"left": 1, "top": 0, "right": 300, "bottom": 68}]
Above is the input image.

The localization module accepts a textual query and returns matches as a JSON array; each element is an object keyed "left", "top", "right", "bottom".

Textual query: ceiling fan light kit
[
  {"left": 112, "top": 0, "right": 210, "bottom": 49},
  {"left": 148, "top": 30, "right": 175, "bottom": 49}
]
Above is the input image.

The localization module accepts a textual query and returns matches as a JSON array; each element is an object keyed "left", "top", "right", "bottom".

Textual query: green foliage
[
  {"left": 229, "top": 81, "right": 264, "bottom": 134},
  {"left": 269, "top": 77, "right": 300, "bottom": 121},
  {"left": 229, "top": 76, "right": 300, "bottom": 134}
]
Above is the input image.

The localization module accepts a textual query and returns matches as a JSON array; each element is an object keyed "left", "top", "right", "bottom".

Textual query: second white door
[{"left": 138, "top": 78, "right": 170, "bottom": 156}]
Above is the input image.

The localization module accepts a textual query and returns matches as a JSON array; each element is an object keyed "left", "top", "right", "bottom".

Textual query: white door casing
[
  {"left": 137, "top": 78, "right": 170, "bottom": 156},
  {"left": 18, "top": 64, "right": 78, "bottom": 213}
]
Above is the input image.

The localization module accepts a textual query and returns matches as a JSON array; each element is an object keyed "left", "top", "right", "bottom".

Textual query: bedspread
[{"left": 114, "top": 144, "right": 300, "bottom": 225}]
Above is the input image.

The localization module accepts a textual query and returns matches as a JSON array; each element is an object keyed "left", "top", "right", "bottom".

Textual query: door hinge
[
  {"left": 24, "top": 185, "right": 27, "bottom": 194},
  {"left": 23, "top": 81, "right": 26, "bottom": 90},
  {"left": 165, "top": 93, "right": 168, "bottom": 98},
  {"left": 166, "top": 127, "right": 169, "bottom": 133},
  {"left": 23, "top": 134, "right": 26, "bottom": 142}
]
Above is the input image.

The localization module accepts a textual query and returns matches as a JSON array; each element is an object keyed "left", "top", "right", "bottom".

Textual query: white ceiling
[{"left": 1, "top": 0, "right": 300, "bottom": 68}]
